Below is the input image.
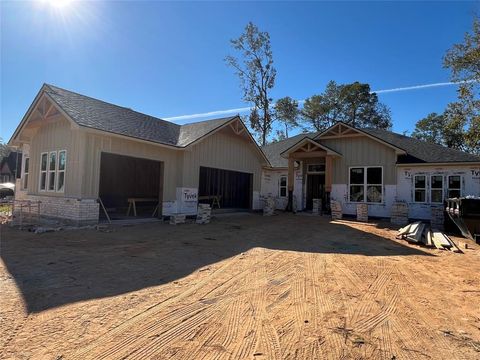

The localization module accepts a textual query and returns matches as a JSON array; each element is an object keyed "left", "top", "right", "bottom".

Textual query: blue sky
[{"left": 1, "top": 1, "right": 477, "bottom": 142}]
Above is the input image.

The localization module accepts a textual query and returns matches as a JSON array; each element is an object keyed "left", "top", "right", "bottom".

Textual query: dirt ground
[{"left": 1, "top": 213, "right": 479, "bottom": 360}]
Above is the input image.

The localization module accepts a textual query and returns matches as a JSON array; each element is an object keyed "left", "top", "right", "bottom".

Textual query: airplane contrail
[{"left": 164, "top": 81, "right": 470, "bottom": 123}]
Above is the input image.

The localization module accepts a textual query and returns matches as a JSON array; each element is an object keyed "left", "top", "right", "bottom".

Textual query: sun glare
[{"left": 43, "top": 0, "right": 74, "bottom": 9}]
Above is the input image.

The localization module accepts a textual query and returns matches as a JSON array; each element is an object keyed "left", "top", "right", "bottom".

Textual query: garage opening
[
  {"left": 198, "top": 166, "right": 252, "bottom": 210},
  {"left": 98, "top": 153, "right": 163, "bottom": 220}
]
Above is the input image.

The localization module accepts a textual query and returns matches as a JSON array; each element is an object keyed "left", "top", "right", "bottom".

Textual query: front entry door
[{"left": 306, "top": 174, "right": 325, "bottom": 210}]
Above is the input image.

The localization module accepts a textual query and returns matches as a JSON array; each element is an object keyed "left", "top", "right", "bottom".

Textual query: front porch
[{"left": 281, "top": 137, "right": 342, "bottom": 212}]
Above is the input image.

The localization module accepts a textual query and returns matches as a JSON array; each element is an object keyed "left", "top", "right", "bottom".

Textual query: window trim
[
  {"left": 279, "top": 175, "right": 287, "bottom": 198},
  {"left": 413, "top": 174, "right": 427, "bottom": 203},
  {"left": 430, "top": 174, "right": 444, "bottom": 204},
  {"left": 23, "top": 156, "right": 30, "bottom": 190},
  {"left": 348, "top": 166, "right": 383, "bottom": 204},
  {"left": 47, "top": 151, "right": 57, "bottom": 192},
  {"left": 56, "top": 150, "right": 67, "bottom": 193},
  {"left": 447, "top": 175, "right": 462, "bottom": 199},
  {"left": 39, "top": 152, "right": 48, "bottom": 192}
]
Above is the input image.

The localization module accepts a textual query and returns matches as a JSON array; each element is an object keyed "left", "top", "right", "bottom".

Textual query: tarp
[{"left": 0, "top": 182, "right": 15, "bottom": 190}]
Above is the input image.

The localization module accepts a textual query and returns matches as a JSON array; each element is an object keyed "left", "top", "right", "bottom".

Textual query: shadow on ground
[{"left": 1, "top": 213, "right": 432, "bottom": 313}]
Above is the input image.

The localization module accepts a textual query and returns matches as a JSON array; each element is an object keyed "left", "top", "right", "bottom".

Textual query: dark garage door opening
[
  {"left": 199, "top": 166, "right": 252, "bottom": 209},
  {"left": 98, "top": 153, "right": 164, "bottom": 219}
]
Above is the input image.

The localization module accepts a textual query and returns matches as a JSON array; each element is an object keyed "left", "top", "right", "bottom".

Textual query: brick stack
[
  {"left": 196, "top": 203, "right": 211, "bottom": 224},
  {"left": 263, "top": 196, "right": 275, "bottom": 216},
  {"left": 169, "top": 213, "right": 186, "bottom": 225},
  {"left": 356, "top": 203, "right": 368, "bottom": 222},
  {"left": 312, "top": 199, "right": 322, "bottom": 215},
  {"left": 390, "top": 202, "right": 409, "bottom": 226},
  {"left": 330, "top": 200, "right": 342, "bottom": 220},
  {"left": 430, "top": 206, "right": 444, "bottom": 230}
]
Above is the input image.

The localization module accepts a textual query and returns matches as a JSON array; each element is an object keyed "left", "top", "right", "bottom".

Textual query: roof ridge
[
  {"left": 44, "top": 83, "right": 179, "bottom": 128},
  {"left": 367, "top": 127, "right": 480, "bottom": 157}
]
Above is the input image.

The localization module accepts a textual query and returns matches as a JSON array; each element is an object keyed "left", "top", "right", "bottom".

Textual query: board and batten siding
[
  {"left": 181, "top": 129, "right": 263, "bottom": 191},
  {"left": 81, "top": 132, "right": 181, "bottom": 201},
  {"left": 27, "top": 116, "right": 85, "bottom": 198},
  {"left": 319, "top": 136, "right": 397, "bottom": 185}
]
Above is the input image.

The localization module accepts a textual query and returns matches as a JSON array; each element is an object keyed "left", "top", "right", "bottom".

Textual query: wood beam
[
  {"left": 325, "top": 155, "right": 333, "bottom": 192},
  {"left": 289, "top": 151, "right": 327, "bottom": 159},
  {"left": 288, "top": 157, "right": 294, "bottom": 192},
  {"left": 318, "top": 134, "right": 363, "bottom": 140}
]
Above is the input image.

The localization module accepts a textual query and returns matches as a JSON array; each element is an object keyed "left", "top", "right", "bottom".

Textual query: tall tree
[
  {"left": 443, "top": 16, "right": 480, "bottom": 154},
  {"left": 302, "top": 81, "right": 341, "bottom": 131},
  {"left": 0, "top": 138, "right": 10, "bottom": 158},
  {"left": 411, "top": 113, "right": 447, "bottom": 145},
  {"left": 443, "top": 103, "right": 469, "bottom": 150},
  {"left": 273, "top": 96, "right": 299, "bottom": 138},
  {"left": 225, "top": 22, "right": 276, "bottom": 146},
  {"left": 337, "top": 82, "right": 392, "bottom": 129},
  {"left": 302, "top": 81, "right": 392, "bottom": 131}
]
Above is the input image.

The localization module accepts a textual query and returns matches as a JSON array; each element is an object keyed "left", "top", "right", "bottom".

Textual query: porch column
[
  {"left": 286, "top": 157, "right": 295, "bottom": 212},
  {"left": 325, "top": 155, "right": 333, "bottom": 209},
  {"left": 325, "top": 155, "right": 333, "bottom": 192}
]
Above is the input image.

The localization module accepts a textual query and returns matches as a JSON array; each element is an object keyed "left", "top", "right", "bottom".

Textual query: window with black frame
[
  {"left": 349, "top": 167, "right": 382, "bottom": 203},
  {"left": 414, "top": 175, "right": 426, "bottom": 202},
  {"left": 448, "top": 175, "right": 461, "bottom": 198}
]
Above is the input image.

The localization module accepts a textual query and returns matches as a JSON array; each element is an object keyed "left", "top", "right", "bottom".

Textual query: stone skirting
[
  {"left": 356, "top": 203, "right": 368, "bottom": 222},
  {"left": 15, "top": 194, "right": 99, "bottom": 225},
  {"left": 330, "top": 200, "right": 342, "bottom": 220},
  {"left": 390, "top": 202, "right": 409, "bottom": 226}
]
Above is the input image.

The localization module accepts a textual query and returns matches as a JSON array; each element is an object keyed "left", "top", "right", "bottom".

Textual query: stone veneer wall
[{"left": 17, "top": 195, "right": 99, "bottom": 225}]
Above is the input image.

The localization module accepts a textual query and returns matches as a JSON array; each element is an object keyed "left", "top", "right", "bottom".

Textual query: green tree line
[{"left": 226, "top": 20, "right": 480, "bottom": 153}]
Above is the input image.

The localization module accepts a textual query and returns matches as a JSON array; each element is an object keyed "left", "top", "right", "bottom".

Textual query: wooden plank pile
[
  {"left": 263, "top": 196, "right": 275, "bottom": 216},
  {"left": 169, "top": 213, "right": 186, "bottom": 225},
  {"left": 397, "top": 221, "right": 461, "bottom": 252},
  {"left": 330, "top": 200, "right": 342, "bottom": 220},
  {"left": 356, "top": 203, "right": 368, "bottom": 222},
  {"left": 312, "top": 199, "right": 322, "bottom": 215},
  {"left": 196, "top": 203, "right": 211, "bottom": 224}
]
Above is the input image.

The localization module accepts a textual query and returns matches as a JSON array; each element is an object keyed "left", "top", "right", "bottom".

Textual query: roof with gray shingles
[
  {"left": 360, "top": 127, "right": 480, "bottom": 164},
  {"left": 261, "top": 132, "right": 318, "bottom": 167},
  {"left": 44, "top": 84, "right": 236, "bottom": 147},
  {"left": 262, "top": 125, "right": 480, "bottom": 168}
]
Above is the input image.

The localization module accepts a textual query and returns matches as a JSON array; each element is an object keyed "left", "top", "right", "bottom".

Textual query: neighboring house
[
  {"left": 8, "top": 84, "right": 269, "bottom": 224},
  {"left": 261, "top": 122, "right": 480, "bottom": 220},
  {"left": 0, "top": 151, "right": 22, "bottom": 183}
]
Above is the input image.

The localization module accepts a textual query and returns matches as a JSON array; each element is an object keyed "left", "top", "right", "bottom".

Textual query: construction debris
[
  {"left": 263, "top": 196, "right": 275, "bottom": 216},
  {"left": 397, "top": 221, "right": 462, "bottom": 252},
  {"left": 169, "top": 213, "right": 186, "bottom": 225},
  {"left": 390, "top": 202, "right": 409, "bottom": 226},
  {"left": 312, "top": 199, "right": 322, "bottom": 215},
  {"left": 356, "top": 203, "right": 368, "bottom": 222},
  {"left": 330, "top": 200, "right": 342, "bottom": 220},
  {"left": 196, "top": 203, "right": 211, "bottom": 224}
]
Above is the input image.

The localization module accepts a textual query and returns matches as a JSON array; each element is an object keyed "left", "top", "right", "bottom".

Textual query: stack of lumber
[
  {"left": 263, "top": 196, "right": 275, "bottom": 216},
  {"left": 330, "top": 200, "right": 342, "bottom": 220},
  {"left": 312, "top": 199, "right": 322, "bottom": 215},
  {"left": 356, "top": 203, "right": 368, "bottom": 222},
  {"left": 196, "top": 204, "right": 211, "bottom": 224},
  {"left": 397, "top": 221, "right": 461, "bottom": 252},
  {"left": 169, "top": 213, "right": 186, "bottom": 225}
]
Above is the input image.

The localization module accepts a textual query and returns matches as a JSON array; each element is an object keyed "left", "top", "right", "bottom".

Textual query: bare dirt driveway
[{"left": 1, "top": 213, "right": 479, "bottom": 359}]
